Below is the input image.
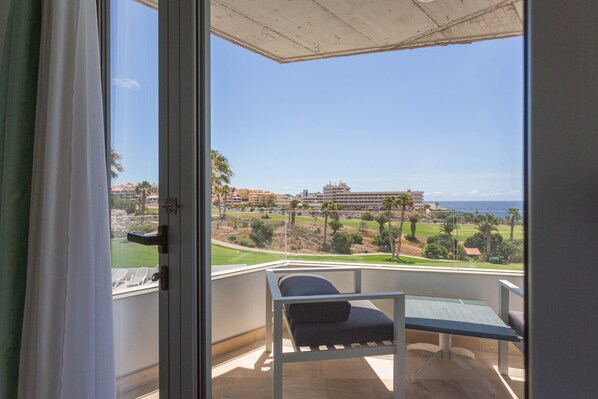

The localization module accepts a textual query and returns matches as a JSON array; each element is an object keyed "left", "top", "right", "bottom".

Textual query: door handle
[{"left": 127, "top": 225, "right": 168, "bottom": 254}]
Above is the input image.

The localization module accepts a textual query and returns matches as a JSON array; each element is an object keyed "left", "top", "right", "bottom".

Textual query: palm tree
[
  {"left": 374, "top": 214, "right": 387, "bottom": 234},
  {"left": 110, "top": 149, "right": 124, "bottom": 179},
  {"left": 438, "top": 221, "right": 455, "bottom": 236},
  {"left": 218, "top": 185, "right": 232, "bottom": 218},
  {"left": 409, "top": 215, "right": 420, "bottom": 239},
  {"left": 382, "top": 196, "right": 397, "bottom": 257},
  {"left": 320, "top": 201, "right": 338, "bottom": 248},
  {"left": 211, "top": 150, "right": 233, "bottom": 218},
  {"left": 135, "top": 181, "right": 152, "bottom": 223},
  {"left": 505, "top": 208, "right": 522, "bottom": 242},
  {"left": 394, "top": 193, "right": 414, "bottom": 259},
  {"left": 476, "top": 214, "right": 499, "bottom": 255},
  {"left": 289, "top": 199, "right": 300, "bottom": 226}
]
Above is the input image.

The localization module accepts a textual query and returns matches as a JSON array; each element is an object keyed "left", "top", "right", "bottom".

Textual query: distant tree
[
  {"left": 409, "top": 215, "right": 420, "bottom": 239},
  {"left": 351, "top": 232, "right": 363, "bottom": 244},
  {"left": 110, "top": 149, "right": 124, "bottom": 179},
  {"left": 462, "top": 213, "right": 475, "bottom": 223},
  {"left": 438, "top": 221, "right": 455, "bottom": 236},
  {"left": 328, "top": 219, "right": 343, "bottom": 235},
  {"left": 394, "top": 193, "right": 414, "bottom": 259},
  {"left": 250, "top": 220, "right": 274, "bottom": 248},
  {"left": 422, "top": 243, "right": 449, "bottom": 259},
  {"left": 360, "top": 212, "right": 374, "bottom": 221},
  {"left": 331, "top": 232, "right": 352, "bottom": 254},
  {"left": 135, "top": 181, "right": 152, "bottom": 223},
  {"left": 505, "top": 208, "right": 522, "bottom": 242},
  {"left": 427, "top": 233, "right": 458, "bottom": 254},
  {"left": 211, "top": 149, "right": 233, "bottom": 218},
  {"left": 374, "top": 214, "right": 387, "bottom": 234},
  {"left": 358, "top": 220, "right": 368, "bottom": 232},
  {"left": 289, "top": 199, "right": 300, "bottom": 226},
  {"left": 320, "top": 201, "right": 340, "bottom": 248},
  {"left": 476, "top": 214, "right": 500, "bottom": 255},
  {"left": 382, "top": 196, "right": 398, "bottom": 256}
]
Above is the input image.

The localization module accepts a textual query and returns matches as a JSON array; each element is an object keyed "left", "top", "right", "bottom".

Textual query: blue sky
[{"left": 111, "top": 1, "right": 524, "bottom": 201}]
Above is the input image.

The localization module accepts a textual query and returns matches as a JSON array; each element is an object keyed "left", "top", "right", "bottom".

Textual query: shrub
[
  {"left": 125, "top": 221, "right": 156, "bottom": 234},
  {"left": 372, "top": 227, "right": 401, "bottom": 251},
  {"left": 360, "top": 212, "right": 374, "bottom": 221},
  {"left": 331, "top": 232, "right": 352, "bottom": 254},
  {"left": 238, "top": 237, "right": 256, "bottom": 248},
  {"left": 315, "top": 227, "right": 321, "bottom": 235},
  {"left": 422, "top": 243, "right": 449, "bottom": 259},
  {"left": 250, "top": 220, "right": 274, "bottom": 248},
  {"left": 227, "top": 234, "right": 237, "bottom": 242},
  {"left": 112, "top": 197, "right": 137, "bottom": 214},
  {"left": 351, "top": 232, "right": 363, "bottom": 244},
  {"left": 497, "top": 240, "right": 524, "bottom": 262},
  {"left": 464, "top": 232, "right": 504, "bottom": 255},
  {"left": 427, "top": 233, "right": 458, "bottom": 254},
  {"left": 328, "top": 219, "right": 343, "bottom": 234}
]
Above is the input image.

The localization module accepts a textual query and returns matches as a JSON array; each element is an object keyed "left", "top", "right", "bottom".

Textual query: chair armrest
[{"left": 499, "top": 279, "right": 524, "bottom": 298}]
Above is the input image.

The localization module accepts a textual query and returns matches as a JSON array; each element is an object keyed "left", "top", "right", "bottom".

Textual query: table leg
[{"left": 411, "top": 333, "right": 496, "bottom": 395}]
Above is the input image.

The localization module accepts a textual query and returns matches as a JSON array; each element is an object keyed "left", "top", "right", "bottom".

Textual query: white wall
[
  {"left": 113, "top": 288, "right": 159, "bottom": 377},
  {"left": 211, "top": 263, "right": 524, "bottom": 343}
]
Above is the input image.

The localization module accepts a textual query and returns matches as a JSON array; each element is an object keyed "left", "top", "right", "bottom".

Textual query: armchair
[{"left": 265, "top": 267, "right": 405, "bottom": 399}]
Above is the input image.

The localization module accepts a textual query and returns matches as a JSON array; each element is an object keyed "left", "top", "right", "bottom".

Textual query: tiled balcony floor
[{"left": 212, "top": 337, "right": 524, "bottom": 399}]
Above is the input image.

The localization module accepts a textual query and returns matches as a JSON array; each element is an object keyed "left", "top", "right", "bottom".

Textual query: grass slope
[{"left": 111, "top": 238, "right": 523, "bottom": 271}]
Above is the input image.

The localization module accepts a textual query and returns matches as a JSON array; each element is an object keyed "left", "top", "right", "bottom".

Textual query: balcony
[{"left": 113, "top": 260, "right": 524, "bottom": 398}]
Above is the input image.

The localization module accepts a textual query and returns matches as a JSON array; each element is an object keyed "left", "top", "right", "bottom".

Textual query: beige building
[{"left": 321, "top": 182, "right": 424, "bottom": 210}]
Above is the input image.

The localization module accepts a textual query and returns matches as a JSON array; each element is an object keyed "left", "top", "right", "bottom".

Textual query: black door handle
[{"left": 127, "top": 225, "right": 168, "bottom": 254}]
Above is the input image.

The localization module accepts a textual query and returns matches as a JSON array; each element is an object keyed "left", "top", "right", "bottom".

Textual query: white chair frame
[
  {"left": 265, "top": 267, "right": 405, "bottom": 399},
  {"left": 498, "top": 279, "right": 525, "bottom": 375}
]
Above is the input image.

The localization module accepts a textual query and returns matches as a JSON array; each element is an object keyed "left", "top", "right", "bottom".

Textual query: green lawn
[
  {"left": 111, "top": 238, "right": 523, "bottom": 271},
  {"left": 213, "top": 211, "right": 524, "bottom": 241}
]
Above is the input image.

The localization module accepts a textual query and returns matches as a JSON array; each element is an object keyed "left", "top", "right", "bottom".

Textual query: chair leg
[
  {"left": 498, "top": 340, "right": 509, "bottom": 375},
  {"left": 273, "top": 303, "right": 283, "bottom": 399},
  {"left": 394, "top": 352, "right": 405, "bottom": 399}
]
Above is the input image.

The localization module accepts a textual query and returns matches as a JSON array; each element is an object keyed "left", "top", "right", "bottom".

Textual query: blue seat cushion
[
  {"left": 289, "top": 300, "right": 394, "bottom": 347},
  {"left": 509, "top": 310, "right": 525, "bottom": 337},
  {"left": 279, "top": 275, "right": 351, "bottom": 322}
]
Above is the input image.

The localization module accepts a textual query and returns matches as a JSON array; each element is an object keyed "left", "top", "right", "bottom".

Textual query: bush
[
  {"left": 372, "top": 227, "right": 401, "bottom": 251},
  {"left": 328, "top": 219, "right": 343, "bottom": 234},
  {"left": 426, "top": 233, "right": 458, "bottom": 254},
  {"left": 112, "top": 197, "right": 137, "bottom": 214},
  {"left": 360, "top": 212, "right": 374, "bottom": 221},
  {"left": 331, "top": 232, "right": 352, "bottom": 254},
  {"left": 250, "top": 220, "right": 274, "bottom": 248},
  {"left": 422, "top": 243, "right": 449, "bottom": 259},
  {"left": 315, "top": 227, "right": 321, "bottom": 234},
  {"left": 238, "top": 237, "right": 256, "bottom": 248},
  {"left": 227, "top": 234, "right": 237, "bottom": 242},
  {"left": 125, "top": 221, "right": 156, "bottom": 234},
  {"left": 351, "top": 232, "right": 363, "bottom": 244},
  {"left": 497, "top": 240, "right": 524, "bottom": 262},
  {"left": 464, "top": 232, "right": 504, "bottom": 255}
]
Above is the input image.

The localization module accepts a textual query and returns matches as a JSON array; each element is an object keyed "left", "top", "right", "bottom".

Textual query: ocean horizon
[{"left": 433, "top": 200, "right": 524, "bottom": 217}]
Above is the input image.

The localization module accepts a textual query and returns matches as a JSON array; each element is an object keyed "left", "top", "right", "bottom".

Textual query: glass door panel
[{"left": 109, "top": 0, "right": 159, "bottom": 398}]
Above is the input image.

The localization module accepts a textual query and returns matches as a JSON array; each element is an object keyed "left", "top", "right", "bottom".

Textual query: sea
[{"left": 435, "top": 201, "right": 524, "bottom": 218}]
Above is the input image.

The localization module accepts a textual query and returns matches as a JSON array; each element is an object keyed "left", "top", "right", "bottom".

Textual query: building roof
[{"left": 464, "top": 247, "right": 482, "bottom": 256}]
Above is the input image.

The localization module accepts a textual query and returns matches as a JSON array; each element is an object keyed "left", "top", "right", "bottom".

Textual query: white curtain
[{"left": 18, "top": 0, "right": 115, "bottom": 398}]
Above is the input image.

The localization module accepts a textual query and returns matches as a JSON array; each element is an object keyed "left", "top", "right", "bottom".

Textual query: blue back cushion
[{"left": 279, "top": 275, "right": 351, "bottom": 322}]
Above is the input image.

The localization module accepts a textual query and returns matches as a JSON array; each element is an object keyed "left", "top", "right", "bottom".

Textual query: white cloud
[
  {"left": 508, "top": 189, "right": 522, "bottom": 196},
  {"left": 112, "top": 78, "right": 141, "bottom": 90}
]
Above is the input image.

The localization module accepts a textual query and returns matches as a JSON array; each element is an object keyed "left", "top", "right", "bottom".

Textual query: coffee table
[{"left": 405, "top": 295, "right": 520, "bottom": 395}]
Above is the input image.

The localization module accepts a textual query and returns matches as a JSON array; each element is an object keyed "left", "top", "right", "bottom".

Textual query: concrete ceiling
[{"left": 138, "top": 0, "right": 523, "bottom": 63}]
